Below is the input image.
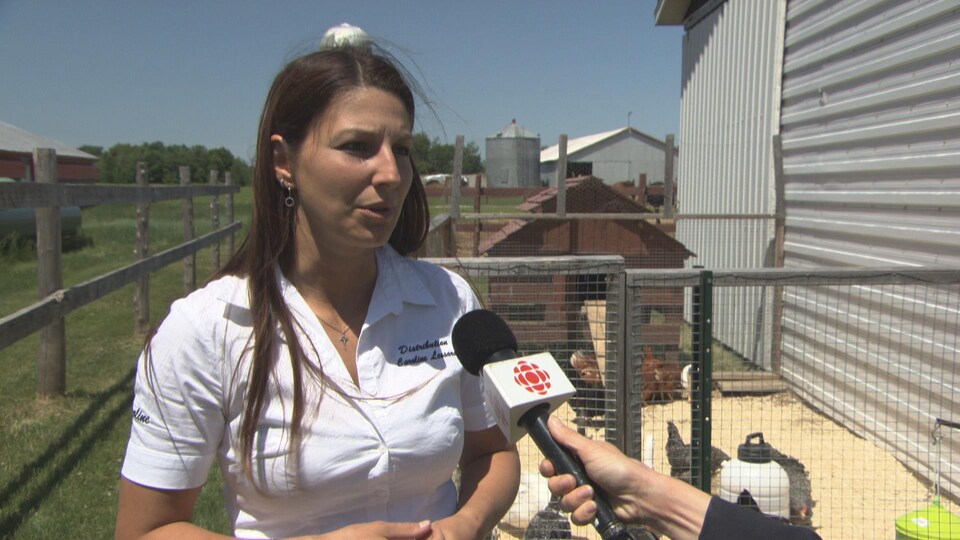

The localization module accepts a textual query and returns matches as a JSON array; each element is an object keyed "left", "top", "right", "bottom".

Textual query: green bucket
[{"left": 896, "top": 501, "right": 960, "bottom": 540}]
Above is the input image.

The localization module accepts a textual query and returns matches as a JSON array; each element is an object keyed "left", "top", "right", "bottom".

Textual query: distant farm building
[
  {"left": 479, "top": 176, "right": 694, "bottom": 361},
  {"left": 486, "top": 119, "right": 541, "bottom": 188},
  {"left": 0, "top": 121, "right": 99, "bottom": 182},
  {"left": 540, "top": 127, "right": 676, "bottom": 187}
]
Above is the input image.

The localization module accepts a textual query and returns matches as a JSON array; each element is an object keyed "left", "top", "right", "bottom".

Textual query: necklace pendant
[{"left": 339, "top": 333, "right": 349, "bottom": 346}]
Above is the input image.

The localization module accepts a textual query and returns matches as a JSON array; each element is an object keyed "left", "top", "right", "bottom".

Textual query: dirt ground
[{"left": 497, "top": 392, "right": 959, "bottom": 540}]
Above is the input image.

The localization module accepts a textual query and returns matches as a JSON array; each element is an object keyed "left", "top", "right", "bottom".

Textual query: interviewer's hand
[
  {"left": 537, "top": 417, "right": 647, "bottom": 525},
  {"left": 538, "top": 417, "right": 710, "bottom": 540},
  {"left": 300, "top": 520, "right": 432, "bottom": 539}
]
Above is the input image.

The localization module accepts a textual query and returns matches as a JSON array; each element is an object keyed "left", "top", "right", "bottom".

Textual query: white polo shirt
[{"left": 121, "top": 246, "right": 494, "bottom": 539}]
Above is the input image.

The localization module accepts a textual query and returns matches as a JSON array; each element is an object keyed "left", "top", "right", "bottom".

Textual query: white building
[{"left": 539, "top": 127, "right": 676, "bottom": 186}]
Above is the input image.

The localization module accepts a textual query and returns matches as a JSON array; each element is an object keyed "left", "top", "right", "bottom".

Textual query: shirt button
[{"left": 378, "top": 444, "right": 387, "bottom": 454}]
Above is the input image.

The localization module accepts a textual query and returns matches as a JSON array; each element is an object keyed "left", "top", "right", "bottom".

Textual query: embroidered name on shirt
[
  {"left": 132, "top": 407, "right": 151, "bottom": 425},
  {"left": 396, "top": 338, "right": 456, "bottom": 366}
]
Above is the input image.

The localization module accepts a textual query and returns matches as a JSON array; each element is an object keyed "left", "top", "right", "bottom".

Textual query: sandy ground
[{"left": 496, "top": 392, "right": 959, "bottom": 540}]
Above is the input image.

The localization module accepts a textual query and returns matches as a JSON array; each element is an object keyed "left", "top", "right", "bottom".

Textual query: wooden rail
[{"left": 0, "top": 149, "right": 241, "bottom": 396}]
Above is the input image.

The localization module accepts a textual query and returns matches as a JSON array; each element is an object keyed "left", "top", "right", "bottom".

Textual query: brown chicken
[{"left": 640, "top": 346, "right": 682, "bottom": 403}]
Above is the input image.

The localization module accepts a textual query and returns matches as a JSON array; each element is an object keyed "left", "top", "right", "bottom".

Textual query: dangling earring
[{"left": 278, "top": 176, "right": 295, "bottom": 208}]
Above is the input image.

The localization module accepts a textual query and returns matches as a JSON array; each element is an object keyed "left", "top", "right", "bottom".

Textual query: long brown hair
[{"left": 218, "top": 47, "right": 430, "bottom": 486}]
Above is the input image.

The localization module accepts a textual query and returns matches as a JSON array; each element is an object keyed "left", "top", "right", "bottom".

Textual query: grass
[{"left": 0, "top": 190, "right": 250, "bottom": 538}]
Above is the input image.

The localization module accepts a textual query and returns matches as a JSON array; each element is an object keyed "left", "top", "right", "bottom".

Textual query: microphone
[{"left": 452, "top": 309, "right": 639, "bottom": 540}]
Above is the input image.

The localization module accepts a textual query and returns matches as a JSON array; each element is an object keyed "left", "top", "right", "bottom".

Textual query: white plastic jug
[{"left": 718, "top": 432, "right": 791, "bottom": 520}]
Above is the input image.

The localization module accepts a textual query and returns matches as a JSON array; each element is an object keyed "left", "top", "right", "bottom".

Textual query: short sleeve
[
  {"left": 120, "top": 296, "right": 226, "bottom": 490},
  {"left": 452, "top": 277, "right": 497, "bottom": 432}
]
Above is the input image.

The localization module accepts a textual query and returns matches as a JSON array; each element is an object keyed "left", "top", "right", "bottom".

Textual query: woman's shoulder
[
  {"left": 384, "top": 249, "right": 473, "bottom": 291},
  {"left": 172, "top": 273, "right": 249, "bottom": 313}
]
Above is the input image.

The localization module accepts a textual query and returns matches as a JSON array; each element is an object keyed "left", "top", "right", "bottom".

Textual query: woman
[{"left": 115, "top": 43, "right": 520, "bottom": 540}]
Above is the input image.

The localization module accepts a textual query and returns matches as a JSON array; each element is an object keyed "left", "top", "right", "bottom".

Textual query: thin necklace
[{"left": 316, "top": 316, "right": 350, "bottom": 347}]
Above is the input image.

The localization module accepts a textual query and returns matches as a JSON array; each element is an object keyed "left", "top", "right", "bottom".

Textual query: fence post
[
  {"left": 209, "top": 169, "right": 220, "bottom": 271},
  {"left": 690, "top": 269, "right": 714, "bottom": 492},
  {"left": 224, "top": 171, "right": 235, "bottom": 257},
  {"left": 556, "top": 134, "right": 568, "bottom": 218},
  {"left": 180, "top": 166, "right": 196, "bottom": 293},
  {"left": 134, "top": 162, "right": 150, "bottom": 333},
  {"left": 35, "top": 148, "right": 65, "bottom": 397},
  {"left": 770, "top": 134, "right": 786, "bottom": 374},
  {"left": 664, "top": 134, "right": 675, "bottom": 218},
  {"left": 450, "top": 135, "right": 463, "bottom": 220}
]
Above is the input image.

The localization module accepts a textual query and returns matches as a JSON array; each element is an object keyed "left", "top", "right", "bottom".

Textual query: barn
[
  {"left": 0, "top": 121, "right": 99, "bottom": 182},
  {"left": 539, "top": 126, "right": 677, "bottom": 187},
  {"left": 479, "top": 176, "right": 694, "bottom": 360}
]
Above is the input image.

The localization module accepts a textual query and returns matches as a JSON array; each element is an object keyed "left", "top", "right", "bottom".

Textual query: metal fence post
[{"left": 691, "top": 269, "right": 714, "bottom": 492}]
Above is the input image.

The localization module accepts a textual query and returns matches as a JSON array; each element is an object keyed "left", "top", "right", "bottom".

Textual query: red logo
[{"left": 513, "top": 360, "right": 551, "bottom": 396}]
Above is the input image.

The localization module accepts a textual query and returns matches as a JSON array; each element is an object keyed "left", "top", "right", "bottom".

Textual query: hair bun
[{"left": 320, "top": 23, "right": 371, "bottom": 51}]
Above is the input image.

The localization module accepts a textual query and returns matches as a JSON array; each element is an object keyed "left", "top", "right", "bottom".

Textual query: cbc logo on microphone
[{"left": 513, "top": 360, "right": 552, "bottom": 396}]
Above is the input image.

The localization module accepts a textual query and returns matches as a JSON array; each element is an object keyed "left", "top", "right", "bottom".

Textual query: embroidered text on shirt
[
  {"left": 132, "top": 407, "right": 151, "bottom": 425},
  {"left": 396, "top": 338, "right": 455, "bottom": 366}
]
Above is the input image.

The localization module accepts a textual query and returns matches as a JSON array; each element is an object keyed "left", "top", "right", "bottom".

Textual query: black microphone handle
[{"left": 518, "top": 404, "right": 637, "bottom": 540}]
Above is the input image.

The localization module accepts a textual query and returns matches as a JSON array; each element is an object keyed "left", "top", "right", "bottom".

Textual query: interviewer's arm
[{"left": 430, "top": 426, "right": 520, "bottom": 540}]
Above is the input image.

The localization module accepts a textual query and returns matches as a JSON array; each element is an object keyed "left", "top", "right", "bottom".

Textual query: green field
[{"left": 0, "top": 192, "right": 247, "bottom": 538}]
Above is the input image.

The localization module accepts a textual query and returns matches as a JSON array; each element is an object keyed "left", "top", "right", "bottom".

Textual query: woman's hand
[{"left": 422, "top": 515, "right": 472, "bottom": 540}]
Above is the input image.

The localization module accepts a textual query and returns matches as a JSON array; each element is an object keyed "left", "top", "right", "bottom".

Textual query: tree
[
  {"left": 411, "top": 132, "right": 483, "bottom": 175},
  {"left": 87, "top": 142, "right": 251, "bottom": 185}
]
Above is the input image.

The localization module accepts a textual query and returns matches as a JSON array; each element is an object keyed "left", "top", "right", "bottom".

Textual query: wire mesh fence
[
  {"left": 428, "top": 256, "right": 627, "bottom": 539},
  {"left": 432, "top": 256, "right": 960, "bottom": 539},
  {"left": 632, "top": 267, "right": 960, "bottom": 540}
]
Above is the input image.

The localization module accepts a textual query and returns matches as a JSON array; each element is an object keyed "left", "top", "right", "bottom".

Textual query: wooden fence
[{"left": 0, "top": 149, "right": 241, "bottom": 397}]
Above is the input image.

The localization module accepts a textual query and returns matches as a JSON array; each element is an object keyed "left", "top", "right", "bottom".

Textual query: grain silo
[{"left": 486, "top": 119, "right": 540, "bottom": 188}]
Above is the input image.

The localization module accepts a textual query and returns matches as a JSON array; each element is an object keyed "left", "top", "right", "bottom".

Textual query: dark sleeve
[{"left": 699, "top": 497, "right": 822, "bottom": 540}]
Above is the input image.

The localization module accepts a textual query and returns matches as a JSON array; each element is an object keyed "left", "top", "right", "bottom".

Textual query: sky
[{"left": 0, "top": 1, "right": 684, "bottom": 163}]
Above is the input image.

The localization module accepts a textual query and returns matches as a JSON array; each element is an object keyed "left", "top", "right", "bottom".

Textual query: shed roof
[
  {"left": 540, "top": 126, "right": 667, "bottom": 163},
  {"left": 0, "top": 121, "right": 97, "bottom": 160},
  {"left": 479, "top": 176, "right": 694, "bottom": 258}
]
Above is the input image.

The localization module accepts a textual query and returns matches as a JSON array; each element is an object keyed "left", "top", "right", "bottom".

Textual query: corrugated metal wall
[
  {"left": 779, "top": 0, "right": 960, "bottom": 497},
  {"left": 675, "top": 0, "right": 786, "bottom": 365}
]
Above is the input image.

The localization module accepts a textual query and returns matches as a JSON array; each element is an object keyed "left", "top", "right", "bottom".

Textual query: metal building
[
  {"left": 540, "top": 127, "right": 674, "bottom": 187},
  {"left": 656, "top": 0, "right": 960, "bottom": 500},
  {"left": 485, "top": 120, "right": 541, "bottom": 188}
]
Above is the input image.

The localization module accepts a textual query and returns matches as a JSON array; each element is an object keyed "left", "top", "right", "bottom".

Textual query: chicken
[
  {"left": 665, "top": 421, "right": 730, "bottom": 482},
  {"left": 769, "top": 446, "right": 816, "bottom": 527},
  {"left": 566, "top": 350, "right": 605, "bottom": 421},
  {"left": 680, "top": 363, "right": 693, "bottom": 401},
  {"left": 569, "top": 349, "right": 602, "bottom": 387},
  {"left": 640, "top": 347, "right": 682, "bottom": 403},
  {"left": 522, "top": 496, "right": 571, "bottom": 540}
]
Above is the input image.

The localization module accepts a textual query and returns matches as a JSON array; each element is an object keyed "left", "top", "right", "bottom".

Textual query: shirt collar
[
  {"left": 365, "top": 245, "right": 438, "bottom": 326},
  {"left": 214, "top": 246, "right": 440, "bottom": 328}
]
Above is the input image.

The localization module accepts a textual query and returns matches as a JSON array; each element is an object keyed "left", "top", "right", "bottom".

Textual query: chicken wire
[{"left": 631, "top": 267, "right": 960, "bottom": 539}]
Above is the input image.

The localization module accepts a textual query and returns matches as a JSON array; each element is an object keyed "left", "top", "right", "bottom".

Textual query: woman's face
[{"left": 276, "top": 87, "right": 414, "bottom": 258}]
